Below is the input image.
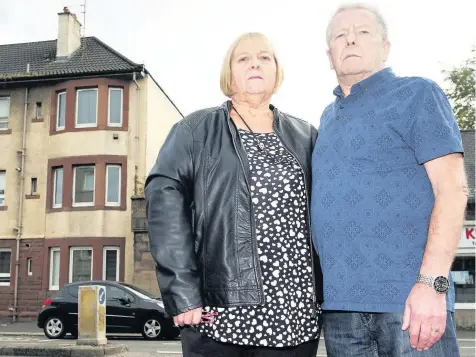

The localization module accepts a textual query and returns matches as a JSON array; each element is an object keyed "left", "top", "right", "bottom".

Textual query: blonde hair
[{"left": 220, "top": 32, "right": 284, "bottom": 97}]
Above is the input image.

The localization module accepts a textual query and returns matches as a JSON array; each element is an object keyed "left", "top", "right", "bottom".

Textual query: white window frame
[
  {"left": 72, "top": 165, "right": 95, "bottom": 207},
  {"left": 56, "top": 92, "right": 66, "bottom": 131},
  {"left": 52, "top": 167, "right": 63, "bottom": 208},
  {"left": 27, "top": 258, "right": 33, "bottom": 276},
  {"left": 0, "top": 170, "right": 5, "bottom": 206},
  {"left": 0, "top": 97, "right": 10, "bottom": 130},
  {"left": 107, "top": 88, "right": 123, "bottom": 127},
  {"left": 105, "top": 165, "right": 121, "bottom": 207},
  {"left": 69, "top": 247, "right": 93, "bottom": 283},
  {"left": 49, "top": 248, "right": 60, "bottom": 290},
  {"left": 75, "top": 88, "right": 98, "bottom": 128},
  {"left": 0, "top": 248, "right": 12, "bottom": 286},
  {"left": 102, "top": 246, "right": 120, "bottom": 281}
]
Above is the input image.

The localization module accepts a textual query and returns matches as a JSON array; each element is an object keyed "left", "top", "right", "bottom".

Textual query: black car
[{"left": 37, "top": 280, "right": 179, "bottom": 340}]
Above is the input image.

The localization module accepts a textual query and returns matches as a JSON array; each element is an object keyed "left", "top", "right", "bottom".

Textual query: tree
[{"left": 442, "top": 46, "right": 475, "bottom": 130}]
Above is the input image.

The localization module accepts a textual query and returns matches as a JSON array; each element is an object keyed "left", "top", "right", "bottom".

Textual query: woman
[{"left": 145, "top": 32, "right": 323, "bottom": 357}]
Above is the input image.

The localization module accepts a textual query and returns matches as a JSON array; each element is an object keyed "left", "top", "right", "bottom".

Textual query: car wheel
[
  {"left": 141, "top": 317, "right": 163, "bottom": 340},
  {"left": 44, "top": 316, "right": 66, "bottom": 339}
]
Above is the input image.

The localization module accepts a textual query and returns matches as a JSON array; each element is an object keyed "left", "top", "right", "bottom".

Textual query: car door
[{"left": 105, "top": 285, "right": 137, "bottom": 332}]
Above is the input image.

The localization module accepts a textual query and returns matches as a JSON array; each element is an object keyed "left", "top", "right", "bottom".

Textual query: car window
[
  {"left": 68, "top": 285, "right": 79, "bottom": 298},
  {"left": 106, "top": 285, "right": 135, "bottom": 302}
]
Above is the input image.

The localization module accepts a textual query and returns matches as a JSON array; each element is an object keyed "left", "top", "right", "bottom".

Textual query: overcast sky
[{"left": 1, "top": 0, "right": 475, "bottom": 126}]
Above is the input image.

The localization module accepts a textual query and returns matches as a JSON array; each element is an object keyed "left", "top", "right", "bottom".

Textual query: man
[{"left": 311, "top": 3, "right": 468, "bottom": 357}]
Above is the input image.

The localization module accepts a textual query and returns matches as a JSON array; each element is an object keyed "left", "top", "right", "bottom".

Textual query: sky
[{"left": 1, "top": 0, "right": 475, "bottom": 127}]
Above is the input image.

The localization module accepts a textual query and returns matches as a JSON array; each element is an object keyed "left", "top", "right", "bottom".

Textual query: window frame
[
  {"left": 107, "top": 87, "right": 123, "bottom": 127},
  {"left": 72, "top": 165, "right": 95, "bottom": 207},
  {"left": 0, "top": 248, "right": 12, "bottom": 286},
  {"left": 35, "top": 102, "right": 42, "bottom": 119},
  {"left": 69, "top": 247, "right": 93, "bottom": 283},
  {"left": 0, "top": 170, "right": 5, "bottom": 206},
  {"left": 0, "top": 97, "right": 10, "bottom": 130},
  {"left": 52, "top": 167, "right": 63, "bottom": 208},
  {"left": 75, "top": 88, "right": 98, "bottom": 128},
  {"left": 102, "top": 246, "right": 120, "bottom": 281},
  {"left": 56, "top": 92, "right": 66, "bottom": 131},
  {"left": 105, "top": 165, "right": 121, "bottom": 207},
  {"left": 27, "top": 258, "right": 33, "bottom": 276},
  {"left": 49, "top": 247, "right": 60, "bottom": 290}
]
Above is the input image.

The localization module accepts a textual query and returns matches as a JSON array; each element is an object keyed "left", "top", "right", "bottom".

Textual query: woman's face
[{"left": 230, "top": 37, "right": 277, "bottom": 97}]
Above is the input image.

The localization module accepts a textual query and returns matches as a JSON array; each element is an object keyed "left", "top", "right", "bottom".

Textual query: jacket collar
[{"left": 221, "top": 100, "right": 282, "bottom": 122}]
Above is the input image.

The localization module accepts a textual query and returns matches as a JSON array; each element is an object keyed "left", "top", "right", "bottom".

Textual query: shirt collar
[{"left": 333, "top": 67, "right": 396, "bottom": 98}]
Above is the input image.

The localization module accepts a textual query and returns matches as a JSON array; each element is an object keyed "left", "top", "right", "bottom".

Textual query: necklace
[{"left": 232, "top": 106, "right": 289, "bottom": 164}]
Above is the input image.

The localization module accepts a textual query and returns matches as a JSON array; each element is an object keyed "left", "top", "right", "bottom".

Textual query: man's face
[{"left": 327, "top": 8, "right": 390, "bottom": 77}]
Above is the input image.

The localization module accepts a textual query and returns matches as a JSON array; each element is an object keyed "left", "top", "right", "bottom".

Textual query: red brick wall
[{"left": 0, "top": 238, "right": 47, "bottom": 321}]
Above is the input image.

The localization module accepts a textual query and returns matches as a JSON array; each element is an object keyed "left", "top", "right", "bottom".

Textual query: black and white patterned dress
[{"left": 197, "top": 128, "right": 321, "bottom": 347}]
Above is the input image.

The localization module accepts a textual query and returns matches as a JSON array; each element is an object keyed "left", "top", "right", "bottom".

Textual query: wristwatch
[{"left": 416, "top": 274, "right": 450, "bottom": 294}]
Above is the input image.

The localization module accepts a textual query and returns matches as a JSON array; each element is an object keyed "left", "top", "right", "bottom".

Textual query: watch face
[{"left": 434, "top": 276, "right": 450, "bottom": 293}]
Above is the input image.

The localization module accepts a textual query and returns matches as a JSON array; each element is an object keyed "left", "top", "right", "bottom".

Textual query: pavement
[{"left": 0, "top": 322, "right": 474, "bottom": 356}]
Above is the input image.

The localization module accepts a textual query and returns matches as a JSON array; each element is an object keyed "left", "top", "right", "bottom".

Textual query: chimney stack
[{"left": 56, "top": 7, "right": 82, "bottom": 58}]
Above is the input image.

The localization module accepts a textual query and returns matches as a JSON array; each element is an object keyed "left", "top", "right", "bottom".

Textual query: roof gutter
[{"left": 0, "top": 68, "right": 144, "bottom": 86}]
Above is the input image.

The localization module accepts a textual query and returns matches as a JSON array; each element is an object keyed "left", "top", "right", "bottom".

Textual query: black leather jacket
[{"left": 145, "top": 101, "right": 323, "bottom": 318}]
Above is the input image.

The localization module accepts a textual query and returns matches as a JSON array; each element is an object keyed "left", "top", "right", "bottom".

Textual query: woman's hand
[{"left": 174, "top": 307, "right": 203, "bottom": 327}]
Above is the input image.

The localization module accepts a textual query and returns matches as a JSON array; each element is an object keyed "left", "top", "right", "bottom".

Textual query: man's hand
[
  {"left": 174, "top": 307, "right": 203, "bottom": 327},
  {"left": 402, "top": 283, "right": 447, "bottom": 352}
]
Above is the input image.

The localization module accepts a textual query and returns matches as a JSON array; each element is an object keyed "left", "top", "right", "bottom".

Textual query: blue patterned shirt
[{"left": 311, "top": 67, "right": 464, "bottom": 313}]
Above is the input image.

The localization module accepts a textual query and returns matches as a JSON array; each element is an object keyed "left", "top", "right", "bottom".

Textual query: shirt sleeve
[{"left": 409, "top": 81, "right": 464, "bottom": 165}]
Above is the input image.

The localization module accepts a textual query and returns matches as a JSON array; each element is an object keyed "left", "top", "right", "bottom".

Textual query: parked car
[{"left": 37, "top": 280, "right": 179, "bottom": 340}]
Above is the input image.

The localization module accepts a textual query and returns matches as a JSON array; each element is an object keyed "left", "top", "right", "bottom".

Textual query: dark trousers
[
  {"left": 323, "top": 311, "right": 460, "bottom": 357},
  {"left": 180, "top": 326, "right": 320, "bottom": 357}
]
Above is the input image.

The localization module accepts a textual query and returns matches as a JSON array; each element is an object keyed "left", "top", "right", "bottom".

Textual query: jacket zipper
[
  {"left": 226, "top": 117, "right": 265, "bottom": 305},
  {"left": 273, "top": 120, "right": 318, "bottom": 318}
]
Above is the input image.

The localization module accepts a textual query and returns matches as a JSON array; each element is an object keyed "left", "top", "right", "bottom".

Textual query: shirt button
[
  {"left": 336, "top": 116, "right": 340, "bottom": 120},
  {"left": 340, "top": 105, "right": 344, "bottom": 109}
]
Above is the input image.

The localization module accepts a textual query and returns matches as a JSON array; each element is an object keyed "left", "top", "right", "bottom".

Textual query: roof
[
  {"left": 0, "top": 36, "right": 143, "bottom": 80},
  {"left": 461, "top": 130, "right": 475, "bottom": 199}
]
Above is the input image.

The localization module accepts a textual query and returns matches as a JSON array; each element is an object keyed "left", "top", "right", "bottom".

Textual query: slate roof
[
  {"left": 0, "top": 36, "right": 143, "bottom": 80},
  {"left": 461, "top": 130, "right": 475, "bottom": 200}
]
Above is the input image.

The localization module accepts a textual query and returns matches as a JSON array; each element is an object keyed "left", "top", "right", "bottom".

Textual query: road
[{"left": 0, "top": 334, "right": 474, "bottom": 356}]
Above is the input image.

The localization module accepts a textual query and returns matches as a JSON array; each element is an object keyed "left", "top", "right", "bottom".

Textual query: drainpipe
[
  {"left": 132, "top": 72, "right": 140, "bottom": 196},
  {"left": 13, "top": 64, "right": 29, "bottom": 323}
]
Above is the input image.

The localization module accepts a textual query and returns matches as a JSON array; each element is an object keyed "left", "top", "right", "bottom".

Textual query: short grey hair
[{"left": 326, "top": 3, "right": 389, "bottom": 46}]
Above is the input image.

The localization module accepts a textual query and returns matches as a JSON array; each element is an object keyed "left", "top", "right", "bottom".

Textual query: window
[
  {"left": 106, "top": 165, "right": 121, "bottom": 206},
  {"left": 451, "top": 256, "right": 475, "bottom": 303},
  {"left": 57, "top": 92, "right": 66, "bottom": 130},
  {"left": 103, "top": 247, "right": 120, "bottom": 281},
  {"left": 49, "top": 248, "right": 60, "bottom": 290},
  {"left": 73, "top": 165, "right": 95, "bottom": 206},
  {"left": 0, "top": 249, "right": 11, "bottom": 285},
  {"left": 0, "top": 97, "right": 10, "bottom": 130},
  {"left": 52, "top": 168, "right": 63, "bottom": 208},
  {"left": 35, "top": 102, "right": 42, "bottom": 119},
  {"left": 0, "top": 171, "right": 5, "bottom": 205},
  {"left": 106, "top": 285, "right": 134, "bottom": 302},
  {"left": 31, "top": 178, "right": 38, "bottom": 195},
  {"left": 27, "top": 258, "right": 32, "bottom": 276},
  {"left": 76, "top": 89, "right": 98, "bottom": 127},
  {"left": 69, "top": 247, "right": 93, "bottom": 283},
  {"left": 108, "top": 88, "right": 123, "bottom": 126}
]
